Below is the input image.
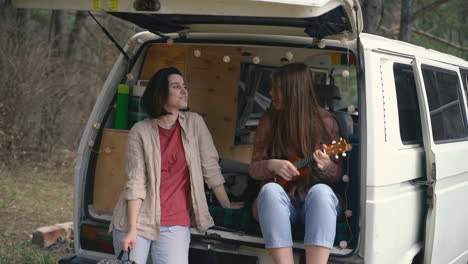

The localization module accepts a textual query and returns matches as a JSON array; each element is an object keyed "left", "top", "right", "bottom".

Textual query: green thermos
[{"left": 114, "top": 84, "right": 129, "bottom": 129}]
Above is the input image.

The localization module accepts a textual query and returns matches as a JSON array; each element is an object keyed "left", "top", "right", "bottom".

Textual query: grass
[{"left": 0, "top": 165, "right": 74, "bottom": 264}]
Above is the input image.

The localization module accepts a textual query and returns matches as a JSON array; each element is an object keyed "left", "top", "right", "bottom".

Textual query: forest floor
[{"left": 0, "top": 165, "right": 74, "bottom": 264}]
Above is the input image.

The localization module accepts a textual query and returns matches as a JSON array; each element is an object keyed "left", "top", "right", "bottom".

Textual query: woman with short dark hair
[{"left": 110, "top": 67, "right": 243, "bottom": 264}]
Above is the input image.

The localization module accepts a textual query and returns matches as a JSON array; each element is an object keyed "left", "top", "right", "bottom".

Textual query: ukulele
[{"left": 266, "top": 138, "right": 352, "bottom": 188}]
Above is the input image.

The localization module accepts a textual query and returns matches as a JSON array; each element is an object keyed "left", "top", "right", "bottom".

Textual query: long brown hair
[{"left": 267, "top": 63, "right": 331, "bottom": 163}]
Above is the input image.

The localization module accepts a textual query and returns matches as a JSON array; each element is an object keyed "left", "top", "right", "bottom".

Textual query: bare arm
[
  {"left": 120, "top": 199, "right": 142, "bottom": 251},
  {"left": 212, "top": 185, "right": 244, "bottom": 209},
  {"left": 196, "top": 114, "right": 243, "bottom": 209},
  {"left": 126, "top": 199, "right": 142, "bottom": 232}
]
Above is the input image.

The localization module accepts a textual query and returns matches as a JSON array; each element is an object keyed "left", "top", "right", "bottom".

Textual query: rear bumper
[{"left": 58, "top": 255, "right": 97, "bottom": 264}]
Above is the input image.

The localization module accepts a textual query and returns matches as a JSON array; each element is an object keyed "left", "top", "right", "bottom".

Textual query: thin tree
[
  {"left": 66, "top": 11, "right": 87, "bottom": 57},
  {"left": 363, "top": 0, "right": 383, "bottom": 34},
  {"left": 399, "top": 0, "right": 452, "bottom": 42}
]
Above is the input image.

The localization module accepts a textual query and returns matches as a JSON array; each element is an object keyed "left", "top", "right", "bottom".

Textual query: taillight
[{"left": 80, "top": 224, "right": 114, "bottom": 254}]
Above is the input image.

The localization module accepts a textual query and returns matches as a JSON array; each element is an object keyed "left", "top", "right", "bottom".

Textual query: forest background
[{"left": 0, "top": 0, "right": 466, "bottom": 263}]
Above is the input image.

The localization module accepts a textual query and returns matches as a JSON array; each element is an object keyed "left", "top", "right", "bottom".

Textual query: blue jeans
[
  {"left": 257, "top": 183, "right": 339, "bottom": 249},
  {"left": 113, "top": 226, "right": 190, "bottom": 264}
]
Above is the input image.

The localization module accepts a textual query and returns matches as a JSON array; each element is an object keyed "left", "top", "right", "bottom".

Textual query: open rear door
[
  {"left": 412, "top": 58, "right": 468, "bottom": 264},
  {"left": 11, "top": 0, "right": 362, "bottom": 41}
]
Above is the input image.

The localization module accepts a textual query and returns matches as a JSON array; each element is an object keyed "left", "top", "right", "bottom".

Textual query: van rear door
[
  {"left": 412, "top": 58, "right": 468, "bottom": 264},
  {"left": 11, "top": 0, "right": 362, "bottom": 41}
]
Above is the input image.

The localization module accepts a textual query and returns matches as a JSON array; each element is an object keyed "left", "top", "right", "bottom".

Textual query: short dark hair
[{"left": 140, "top": 67, "right": 182, "bottom": 118}]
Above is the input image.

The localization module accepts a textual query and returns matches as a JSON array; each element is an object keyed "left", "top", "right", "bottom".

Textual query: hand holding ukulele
[
  {"left": 266, "top": 159, "right": 300, "bottom": 182},
  {"left": 265, "top": 139, "right": 352, "bottom": 188},
  {"left": 313, "top": 144, "right": 331, "bottom": 171}
]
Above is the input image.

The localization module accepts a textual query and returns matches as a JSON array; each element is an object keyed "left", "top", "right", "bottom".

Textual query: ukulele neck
[{"left": 293, "top": 155, "right": 314, "bottom": 170}]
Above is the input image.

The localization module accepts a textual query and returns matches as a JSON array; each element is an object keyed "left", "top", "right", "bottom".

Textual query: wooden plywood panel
[
  {"left": 231, "top": 145, "right": 254, "bottom": 164},
  {"left": 139, "top": 44, "right": 245, "bottom": 162},
  {"left": 93, "top": 129, "right": 128, "bottom": 213},
  {"left": 186, "top": 45, "right": 241, "bottom": 159},
  {"left": 140, "top": 44, "right": 187, "bottom": 80}
]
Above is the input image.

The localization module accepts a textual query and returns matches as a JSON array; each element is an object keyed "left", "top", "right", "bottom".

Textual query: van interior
[{"left": 81, "top": 40, "right": 361, "bottom": 258}]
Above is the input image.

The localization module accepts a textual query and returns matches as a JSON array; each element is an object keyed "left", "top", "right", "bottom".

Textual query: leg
[
  {"left": 150, "top": 226, "right": 190, "bottom": 264},
  {"left": 305, "top": 245, "right": 330, "bottom": 264},
  {"left": 270, "top": 247, "right": 295, "bottom": 264},
  {"left": 257, "top": 183, "right": 296, "bottom": 264},
  {"left": 303, "top": 184, "right": 339, "bottom": 264},
  {"left": 112, "top": 229, "right": 151, "bottom": 264}
]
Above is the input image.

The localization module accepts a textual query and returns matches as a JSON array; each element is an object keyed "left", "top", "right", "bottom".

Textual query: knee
[
  {"left": 259, "top": 183, "right": 282, "bottom": 196},
  {"left": 258, "top": 183, "right": 285, "bottom": 203},
  {"left": 306, "top": 184, "right": 336, "bottom": 204}
]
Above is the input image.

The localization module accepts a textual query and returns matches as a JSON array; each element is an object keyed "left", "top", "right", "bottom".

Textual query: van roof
[{"left": 359, "top": 33, "right": 468, "bottom": 68}]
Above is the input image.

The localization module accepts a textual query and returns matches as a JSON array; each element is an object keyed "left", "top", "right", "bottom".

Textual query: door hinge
[
  {"left": 409, "top": 179, "right": 435, "bottom": 186},
  {"left": 410, "top": 162, "right": 436, "bottom": 208},
  {"left": 427, "top": 162, "right": 436, "bottom": 208},
  {"left": 426, "top": 183, "right": 434, "bottom": 208},
  {"left": 409, "top": 179, "right": 434, "bottom": 208}
]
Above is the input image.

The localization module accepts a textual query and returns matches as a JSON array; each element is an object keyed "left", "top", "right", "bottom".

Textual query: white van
[{"left": 12, "top": 0, "right": 468, "bottom": 263}]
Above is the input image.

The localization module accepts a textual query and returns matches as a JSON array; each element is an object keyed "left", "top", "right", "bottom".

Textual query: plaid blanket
[
  {"left": 208, "top": 205, "right": 261, "bottom": 234},
  {"left": 209, "top": 205, "right": 351, "bottom": 245}
]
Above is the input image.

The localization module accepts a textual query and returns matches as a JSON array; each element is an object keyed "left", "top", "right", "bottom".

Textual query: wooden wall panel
[
  {"left": 138, "top": 44, "right": 250, "bottom": 162},
  {"left": 93, "top": 129, "right": 128, "bottom": 213},
  {"left": 231, "top": 145, "right": 253, "bottom": 164},
  {"left": 140, "top": 44, "right": 187, "bottom": 80},
  {"left": 186, "top": 45, "right": 242, "bottom": 159}
]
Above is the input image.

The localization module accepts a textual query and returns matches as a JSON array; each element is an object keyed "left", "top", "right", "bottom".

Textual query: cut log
[{"left": 32, "top": 222, "right": 73, "bottom": 248}]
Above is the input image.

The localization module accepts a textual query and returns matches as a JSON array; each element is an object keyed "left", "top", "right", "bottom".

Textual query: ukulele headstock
[{"left": 325, "top": 138, "right": 352, "bottom": 159}]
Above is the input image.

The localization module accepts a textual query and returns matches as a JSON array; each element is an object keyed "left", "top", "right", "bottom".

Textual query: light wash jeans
[
  {"left": 112, "top": 226, "right": 190, "bottom": 264},
  {"left": 257, "top": 183, "right": 339, "bottom": 249}
]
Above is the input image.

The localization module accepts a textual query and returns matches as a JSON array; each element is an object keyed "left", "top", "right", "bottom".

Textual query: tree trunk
[
  {"left": 399, "top": 0, "right": 413, "bottom": 42},
  {"left": 15, "top": 9, "right": 31, "bottom": 40},
  {"left": 66, "top": 11, "right": 87, "bottom": 57},
  {"left": 51, "top": 10, "right": 68, "bottom": 55},
  {"left": 0, "top": 0, "right": 8, "bottom": 18},
  {"left": 363, "top": 0, "right": 383, "bottom": 34}
]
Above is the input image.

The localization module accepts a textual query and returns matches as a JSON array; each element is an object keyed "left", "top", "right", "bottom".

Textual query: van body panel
[
  {"left": 412, "top": 59, "right": 468, "bottom": 264},
  {"left": 73, "top": 44, "right": 137, "bottom": 258},
  {"left": 359, "top": 38, "right": 432, "bottom": 263}
]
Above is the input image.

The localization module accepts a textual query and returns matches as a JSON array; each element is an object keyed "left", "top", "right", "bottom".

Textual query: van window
[
  {"left": 393, "top": 63, "right": 422, "bottom": 144},
  {"left": 236, "top": 63, "right": 275, "bottom": 145},
  {"left": 421, "top": 65, "right": 468, "bottom": 142}
]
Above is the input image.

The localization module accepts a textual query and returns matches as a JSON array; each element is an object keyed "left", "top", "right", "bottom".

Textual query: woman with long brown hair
[{"left": 249, "top": 63, "right": 343, "bottom": 264}]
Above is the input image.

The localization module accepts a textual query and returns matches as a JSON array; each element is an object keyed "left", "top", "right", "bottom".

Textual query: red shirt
[{"left": 158, "top": 121, "right": 191, "bottom": 227}]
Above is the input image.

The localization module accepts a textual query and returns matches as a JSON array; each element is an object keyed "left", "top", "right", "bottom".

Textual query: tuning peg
[
  {"left": 332, "top": 140, "right": 337, "bottom": 144},
  {"left": 335, "top": 154, "right": 339, "bottom": 159},
  {"left": 340, "top": 137, "right": 343, "bottom": 140},
  {"left": 342, "top": 152, "right": 347, "bottom": 157}
]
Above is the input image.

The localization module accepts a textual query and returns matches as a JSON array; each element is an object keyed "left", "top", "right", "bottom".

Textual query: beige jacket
[{"left": 110, "top": 111, "right": 225, "bottom": 241}]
